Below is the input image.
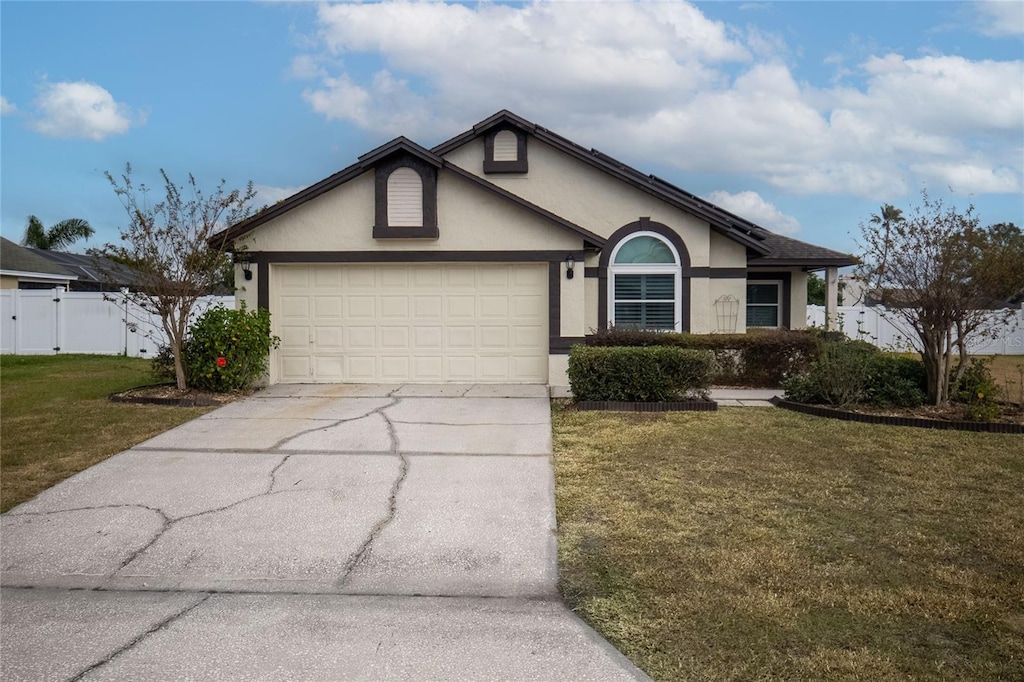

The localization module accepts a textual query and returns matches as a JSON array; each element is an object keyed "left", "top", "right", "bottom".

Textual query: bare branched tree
[
  {"left": 99, "top": 164, "right": 255, "bottom": 389},
  {"left": 858, "top": 191, "right": 1024, "bottom": 405}
]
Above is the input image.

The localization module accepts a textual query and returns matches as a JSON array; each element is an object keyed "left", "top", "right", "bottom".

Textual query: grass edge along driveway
[
  {"left": 1, "top": 354, "right": 213, "bottom": 512},
  {"left": 552, "top": 404, "right": 1023, "bottom": 682}
]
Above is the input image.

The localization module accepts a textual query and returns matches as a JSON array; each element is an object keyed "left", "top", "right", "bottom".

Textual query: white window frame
[
  {"left": 746, "top": 280, "right": 783, "bottom": 329},
  {"left": 607, "top": 231, "right": 682, "bottom": 332}
]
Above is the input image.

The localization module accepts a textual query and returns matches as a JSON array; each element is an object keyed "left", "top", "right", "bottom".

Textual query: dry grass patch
[
  {"left": 553, "top": 405, "right": 1024, "bottom": 681},
  {"left": 1, "top": 355, "right": 212, "bottom": 511}
]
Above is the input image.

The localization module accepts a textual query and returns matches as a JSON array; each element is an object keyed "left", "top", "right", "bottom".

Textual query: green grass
[
  {"left": 553, "top": 406, "right": 1024, "bottom": 681},
  {"left": 1, "top": 354, "right": 212, "bottom": 512}
]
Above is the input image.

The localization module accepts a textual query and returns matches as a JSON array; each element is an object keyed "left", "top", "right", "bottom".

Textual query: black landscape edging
[
  {"left": 770, "top": 397, "right": 1024, "bottom": 434},
  {"left": 574, "top": 399, "right": 718, "bottom": 412},
  {"left": 109, "top": 384, "right": 223, "bottom": 408}
]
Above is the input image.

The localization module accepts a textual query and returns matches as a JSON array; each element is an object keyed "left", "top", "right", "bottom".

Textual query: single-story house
[
  {"left": 216, "top": 110, "right": 854, "bottom": 387},
  {"left": 27, "top": 248, "right": 143, "bottom": 292},
  {"left": 0, "top": 237, "right": 77, "bottom": 290}
]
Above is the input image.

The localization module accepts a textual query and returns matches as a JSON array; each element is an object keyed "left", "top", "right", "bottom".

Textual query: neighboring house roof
[
  {"left": 216, "top": 110, "right": 856, "bottom": 268},
  {"left": 28, "top": 248, "right": 141, "bottom": 289},
  {"left": 0, "top": 237, "right": 77, "bottom": 281}
]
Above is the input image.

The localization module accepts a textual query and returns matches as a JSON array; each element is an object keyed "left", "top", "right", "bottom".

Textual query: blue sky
[{"left": 2, "top": 1, "right": 1021, "bottom": 255}]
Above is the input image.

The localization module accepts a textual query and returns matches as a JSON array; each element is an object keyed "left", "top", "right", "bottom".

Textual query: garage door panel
[
  {"left": 347, "top": 297, "right": 376, "bottom": 318},
  {"left": 382, "top": 356, "right": 412, "bottom": 380},
  {"left": 381, "top": 326, "right": 410, "bottom": 349},
  {"left": 273, "top": 263, "right": 547, "bottom": 383},
  {"left": 346, "top": 326, "right": 376, "bottom": 349},
  {"left": 413, "top": 296, "right": 442, "bottom": 318},
  {"left": 279, "top": 296, "right": 310, "bottom": 318},
  {"left": 346, "top": 356, "right": 377, "bottom": 380},
  {"left": 412, "top": 356, "right": 443, "bottom": 381},
  {"left": 280, "top": 326, "right": 309, "bottom": 350},
  {"left": 380, "top": 296, "right": 409, "bottom": 318},
  {"left": 447, "top": 327, "right": 475, "bottom": 348},
  {"left": 280, "top": 355, "right": 311, "bottom": 381}
]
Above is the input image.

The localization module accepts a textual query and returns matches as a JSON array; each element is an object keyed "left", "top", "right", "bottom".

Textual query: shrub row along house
[{"left": 215, "top": 110, "right": 854, "bottom": 388}]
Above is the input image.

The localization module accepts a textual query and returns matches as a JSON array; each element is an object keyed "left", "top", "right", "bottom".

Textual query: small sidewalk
[
  {"left": 551, "top": 387, "right": 781, "bottom": 407},
  {"left": 709, "top": 388, "right": 781, "bottom": 407}
]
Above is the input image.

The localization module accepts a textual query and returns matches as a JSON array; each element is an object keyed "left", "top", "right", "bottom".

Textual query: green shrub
[
  {"left": 586, "top": 328, "right": 819, "bottom": 386},
  {"left": 953, "top": 358, "right": 1002, "bottom": 422},
  {"left": 568, "top": 345, "right": 714, "bottom": 402},
  {"left": 782, "top": 341, "right": 877, "bottom": 407},
  {"left": 150, "top": 344, "right": 176, "bottom": 383},
  {"left": 183, "top": 303, "right": 279, "bottom": 392},
  {"left": 865, "top": 355, "right": 926, "bottom": 408}
]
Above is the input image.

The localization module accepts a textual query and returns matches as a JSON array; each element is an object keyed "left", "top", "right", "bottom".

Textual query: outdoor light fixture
[
  {"left": 237, "top": 253, "right": 253, "bottom": 281},
  {"left": 565, "top": 254, "right": 576, "bottom": 280}
]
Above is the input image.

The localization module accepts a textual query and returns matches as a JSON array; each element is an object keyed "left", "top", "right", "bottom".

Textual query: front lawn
[
  {"left": 553, "top": 406, "right": 1023, "bottom": 681},
  {"left": 1, "top": 354, "right": 212, "bottom": 512}
]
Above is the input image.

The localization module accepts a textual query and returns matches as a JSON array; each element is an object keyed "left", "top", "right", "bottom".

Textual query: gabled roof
[
  {"left": 0, "top": 237, "right": 77, "bottom": 280},
  {"left": 214, "top": 135, "right": 605, "bottom": 248},
  {"left": 433, "top": 110, "right": 856, "bottom": 267},
  {"left": 215, "top": 109, "right": 855, "bottom": 268}
]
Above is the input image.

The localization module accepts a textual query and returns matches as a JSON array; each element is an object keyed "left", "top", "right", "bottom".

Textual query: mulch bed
[
  {"left": 110, "top": 384, "right": 248, "bottom": 407},
  {"left": 772, "top": 398, "right": 1024, "bottom": 434}
]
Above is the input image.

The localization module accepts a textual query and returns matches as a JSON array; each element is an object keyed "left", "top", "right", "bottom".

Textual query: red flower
[{"left": 217, "top": 357, "right": 227, "bottom": 367}]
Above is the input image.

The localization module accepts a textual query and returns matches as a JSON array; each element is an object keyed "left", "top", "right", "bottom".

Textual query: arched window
[
  {"left": 386, "top": 167, "right": 423, "bottom": 227},
  {"left": 608, "top": 232, "right": 681, "bottom": 331}
]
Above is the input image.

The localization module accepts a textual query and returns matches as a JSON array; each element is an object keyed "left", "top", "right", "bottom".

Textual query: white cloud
[
  {"left": 973, "top": 1, "right": 1024, "bottom": 37},
  {"left": 0, "top": 96, "right": 15, "bottom": 115},
  {"left": 910, "top": 162, "right": 1021, "bottom": 194},
  {"left": 253, "top": 184, "right": 306, "bottom": 207},
  {"left": 30, "top": 80, "right": 143, "bottom": 141},
  {"left": 707, "top": 190, "right": 801, "bottom": 235},
  {"left": 296, "top": 0, "right": 1024, "bottom": 199}
]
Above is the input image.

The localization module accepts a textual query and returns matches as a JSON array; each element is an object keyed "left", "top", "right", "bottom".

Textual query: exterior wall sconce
[
  {"left": 565, "top": 254, "right": 576, "bottom": 279},
  {"left": 236, "top": 253, "right": 253, "bottom": 281}
]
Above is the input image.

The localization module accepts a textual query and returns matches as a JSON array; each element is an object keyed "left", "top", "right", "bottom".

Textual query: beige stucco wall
[
  {"left": 444, "top": 138, "right": 713, "bottom": 266},
  {"left": 560, "top": 261, "right": 585, "bottom": 337},
  {"left": 708, "top": 278, "right": 748, "bottom": 334},
  {"left": 789, "top": 271, "right": 808, "bottom": 330},
  {"left": 236, "top": 169, "right": 580, "bottom": 254},
  {"left": 0, "top": 275, "right": 17, "bottom": 290},
  {"left": 709, "top": 232, "right": 748, "bottom": 267}
]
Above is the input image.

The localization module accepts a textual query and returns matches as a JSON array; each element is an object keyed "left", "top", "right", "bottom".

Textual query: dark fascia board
[
  {"left": 432, "top": 110, "right": 538, "bottom": 156},
  {"left": 432, "top": 111, "right": 771, "bottom": 256},
  {"left": 212, "top": 138, "right": 445, "bottom": 247},
  {"left": 442, "top": 161, "right": 605, "bottom": 248},
  {"left": 357, "top": 136, "right": 443, "bottom": 168},
  {"left": 748, "top": 256, "right": 857, "bottom": 268}
]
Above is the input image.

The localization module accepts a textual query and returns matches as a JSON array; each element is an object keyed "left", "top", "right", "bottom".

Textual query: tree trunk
[
  {"left": 171, "top": 336, "right": 186, "bottom": 390},
  {"left": 921, "top": 328, "right": 949, "bottom": 406}
]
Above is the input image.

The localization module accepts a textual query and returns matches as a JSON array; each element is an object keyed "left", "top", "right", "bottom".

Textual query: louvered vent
[
  {"left": 493, "top": 130, "right": 518, "bottom": 161},
  {"left": 387, "top": 167, "right": 423, "bottom": 226}
]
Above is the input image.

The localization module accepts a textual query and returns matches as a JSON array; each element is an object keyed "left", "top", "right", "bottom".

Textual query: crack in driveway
[
  {"left": 67, "top": 592, "right": 211, "bottom": 681},
  {"left": 337, "top": 398, "right": 408, "bottom": 586}
]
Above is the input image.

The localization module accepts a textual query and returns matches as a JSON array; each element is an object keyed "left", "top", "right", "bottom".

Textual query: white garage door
[{"left": 273, "top": 263, "right": 548, "bottom": 383}]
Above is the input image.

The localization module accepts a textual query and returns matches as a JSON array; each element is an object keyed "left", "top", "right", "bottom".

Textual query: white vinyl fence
[
  {"left": 0, "top": 288, "right": 234, "bottom": 357},
  {"left": 807, "top": 305, "right": 1024, "bottom": 355}
]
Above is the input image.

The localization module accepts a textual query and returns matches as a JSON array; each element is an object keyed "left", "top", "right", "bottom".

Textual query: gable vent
[
  {"left": 493, "top": 130, "right": 519, "bottom": 161},
  {"left": 387, "top": 167, "right": 423, "bottom": 227}
]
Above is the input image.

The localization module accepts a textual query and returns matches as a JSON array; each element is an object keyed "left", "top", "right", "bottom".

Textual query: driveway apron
[{"left": 1, "top": 384, "right": 647, "bottom": 681}]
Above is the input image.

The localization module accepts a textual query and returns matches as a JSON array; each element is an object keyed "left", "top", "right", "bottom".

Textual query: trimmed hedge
[
  {"left": 568, "top": 345, "right": 714, "bottom": 402},
  {"left": 586, "top": 328, "right": 819, "bottom": 386}
]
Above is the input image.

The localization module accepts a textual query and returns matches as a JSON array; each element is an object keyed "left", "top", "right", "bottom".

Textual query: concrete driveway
[{"left": 1, "top": 384, "right": 647, "bottom": 681}]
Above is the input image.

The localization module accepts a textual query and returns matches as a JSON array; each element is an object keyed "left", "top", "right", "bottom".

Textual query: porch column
[{"left": 825, "top": 266, "right": 839, "bottom": 331}]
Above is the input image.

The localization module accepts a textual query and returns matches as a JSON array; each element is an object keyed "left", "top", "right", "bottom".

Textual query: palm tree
[
  {"left": 21, "top": 215, "right": 95, "bottom": 250},
  {"left": 869, "top": 204, "right": 905, "bottom": 277}
]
